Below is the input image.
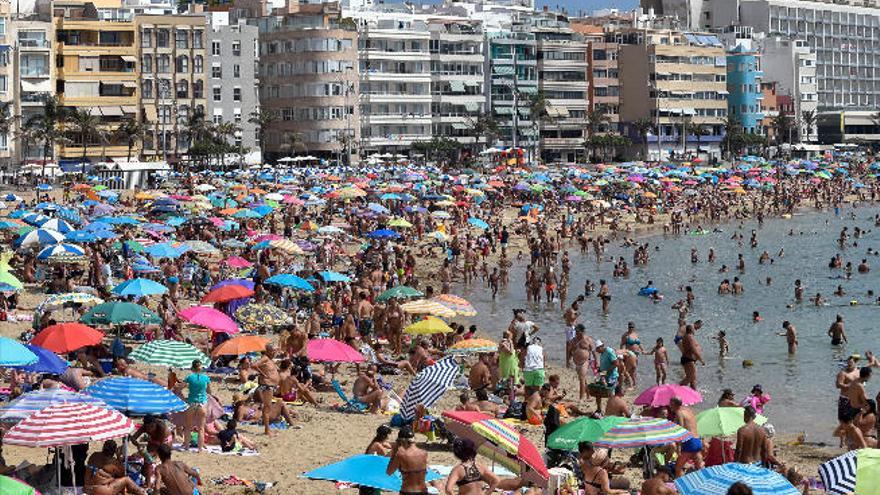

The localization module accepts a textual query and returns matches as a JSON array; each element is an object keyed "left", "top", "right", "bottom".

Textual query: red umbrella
[
  {"left": 201, "top": 284, "right": 255, "bottom": 303},
  {"left": 31, "top": 323, "right": 104, "bottom": 353},
  {"left": 4, "top": 402, "right": 133, "bottom": 447},
  {"left": 306, "top": 338, "right": 364, "bottom": 363}
]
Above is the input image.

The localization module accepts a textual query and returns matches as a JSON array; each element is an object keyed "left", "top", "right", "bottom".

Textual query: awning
[
  {"left": 100, "top": 107, "right": 123, "bottom": 116},
  {"left": 518, "top": 108, "right": 530, "bottom": 117},
  {"left": 546, "top": 106, "right": 569, "bottom": 118},
  {"left": 121, "top": 81, "right": 137, "bottom": 88},
  {"left": 717, "top": 90, "right": 730, "bottom": 95},
  {"left": 464, "top": 102, "right": 480, "bottom": 112},
  {"left": 464, "top": 80, "right": 480, "bottom": 87},
  {"left": 493, "top": 66, "right": 514, "bottom": 76},
  {"left": 0, "top": 45, "right": 10, "bottom": 51},
  {"left": 449, "top": 80, "right": 465, "bottom": 92},
  {"left": 451, "top": 122, "right": 469, "bottom": 130},
  {"left": 21, "top": 80, "right": 45, "bottom": 92},
  {"left": 121, "top": 106, "right": 138, "bottom": 114},
  {"left": 494, "top": 107, "right": 513, "bottom": 115},
  {"left": 120, "top": 55, "right": 137, "bottom": 63},
  {"left": 519, "top": 86, "right": 537, "bottom": 94}
]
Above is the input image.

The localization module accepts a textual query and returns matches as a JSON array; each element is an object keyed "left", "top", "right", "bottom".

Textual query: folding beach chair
[{"left": 331, "top": 379, "right": 368, "bottom": 413}]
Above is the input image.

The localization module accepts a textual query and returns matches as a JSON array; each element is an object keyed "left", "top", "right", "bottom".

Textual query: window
[
  {"left": 141, "top": 28, "right": 152, "bottom": 47},
  {"left": 157, "top": 29, "right": 169, "bottom": 48},
  {"left": 234, "top": 110, "right": 241, "bottom": 123},
  {"left": 193, "top": 55, "right": 203, "bottom": 74},
  {"left": 213, "top": 86, "right": 221, "bottom": 101},
  {"left": 177, "top": 105, "right": 189, "bottom": 125},
  {"left": 141, "top": 54, "right": 152, "bottom": 73},
  {"left": 232, "top": 41, "right": 241, "bottom": 56},
  {"left": 0, "top": 75, "right": 7, "bottom": 93},
  {"left": 157, "top": 55, "right": 170, "bottom": 73},
  {"left": 141, "top": 79, "right": 153, "bottom": 98},
  {"left": 176, "top": 55, "right": 188, "bottom": 73},
  {"left": 211, "top": 65, "right": 221, "bottom": 78},
  {"left": 233, "top": 87, "right": 241, "bottom": 101},
  {"left": 176, "top": 80, "right": 188, "bottom": 99},
  {"left": 211, "top": 41, "right": 220, "bottom": 56},
  {"left": 0, "top": 18, "right": 6, "bottom": 37},
  {"left": 175, "top": 29, "right": 188, "bottom": 49},
  {"left": 233, "top": 64, "right": 240, "bottom": 78},
  {"left": 158, "top": 105, "right": 171, "bottom": 124},
  {"left": 193, "top": 80, "right": 203, "bottom": 99},
  {"left": 192, "top": 30, "right": 203, "bottom": 49},
  {"left": 212, "top": 114, "right": 222, "bottom": 124}
]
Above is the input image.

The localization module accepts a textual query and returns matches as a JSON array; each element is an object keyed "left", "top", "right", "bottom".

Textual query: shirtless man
[
  {"left": 604, "top": 385, "right": 631, "bottom": 417},
  {"left": 474, "top": 388, "right": 499, "bottom": 416},
  {"left": 572, "top": 325, "right": 595, "bottom": 400},
  {"left": 842, "top": 367, "right": 872, "bottom": 424},
  {"left": 829, "top": 315, "right": 847, "bottom": 345},
  {"left": 84, "top": 440, "right": 147, "bottom": 495},
  {"left": 735, "top": 406, "right": 767, "bottom": 464},
  {"left": 669, "top": 397, "right": 703, "bottom": 478},
  {"left": 286, "top": 325, "right": 308, "bottom": 357},
  {"left": 254, "top": 345, "right": 282, "bottom": 436},
  {"left": 153, "top": 444, "right": 201, "bottom": 495},
  {"left": 640, "top": 467, "right": 675, "bottom": 495},
  {"left": 468, "top": 354, "right": 491, "bottom": 392},
  {"left": 353, "top": 364, "right": 387, "bottom": 414},
  {"left": 563, "top": 302, "right": 580, "bottom": 368},
  {"left": 679, "top": 325, "right": 705, "bottom": 390},
  {"left": 780, "top": 321, "right": 798, "bottom": 354},
  {"left": 356, "top": 292, "right": 374, "bottom": 338}
]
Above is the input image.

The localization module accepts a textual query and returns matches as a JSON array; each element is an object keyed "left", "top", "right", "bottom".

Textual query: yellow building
[{"left": 54, "top": 0, "right": 139, "bottom": 160}]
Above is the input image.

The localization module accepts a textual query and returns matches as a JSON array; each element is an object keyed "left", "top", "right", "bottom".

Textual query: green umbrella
[
  {"left": 696, "top": 407, "right": 767, "bottom": 438},
  {"left": 129, "top": 339, "right": 210, "bottom": 368},
  {"left": 0, "top": 475, "right": 37, "bottom": 495},
  {"left": 546, "top": 416, "right": 627, "bottom": 451},
  {"left": 80, "top": 301, "right": 161, "bottom": 326},
  {"left": 112, "top": 240, "right": 145, "bottom": 253},
  {"left": 376, "top": 286, "right": 423, "bottom": 302}
]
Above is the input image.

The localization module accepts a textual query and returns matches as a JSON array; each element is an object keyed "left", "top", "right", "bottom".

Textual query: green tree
[
  {"left": 721, "top": 115, "right": 743, "bottom": 158},
  {"left": 113, "top": 118, "right": 144, "bottom": 163},
  {"left": 772, "top": 113, "right": 794, "bottom": 145},
  {"left": 281, "top": 131, "right": 307, "bottom": 156},
  {"left": 28, "top": 96, "right": 65, "bottom": 179},
  {"left": 465, "top": 113, "right": 499, "bottom": 153},
  {"left": 248, "top": 109, "right": 277, "bottom": 156},
  {"left": 65, "top": 108, "right": 101, "bottom": 175},
  {"left": 631, "top": 118, "right": 654, "bottom": 160},
  {"left": 801, "top": 110, "right": 816, "bottom": 143}
]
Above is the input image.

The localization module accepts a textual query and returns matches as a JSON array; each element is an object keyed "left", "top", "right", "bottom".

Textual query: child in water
[
  {"left": 715, "top": 331, "right": 729, "bottom": 357},
  {"left": 752, "top": 311, "right": 762, "bottom": 322},
  {"left": 648, "top": 337, "right": 668, "bottom": 385}
]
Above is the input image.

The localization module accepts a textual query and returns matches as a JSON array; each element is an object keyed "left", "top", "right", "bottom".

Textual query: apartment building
[
  {"left": 486, "top": 27, "right": 537, "bottom": 151},
  {"left": 726, "top": 45, "right": 764, "bottom": 134},
  {"left": 256, "top": 2, "right": 358, "bottom": 161},
  {"left": 9, "top": 18, "right": 54, "bottom": 163},
  {"left": 428, "top": 19, "right": 485, "bottom": 150},
  {"left": 54, "top": 0, "right": 139, "bottom": 161},
  {"left": 135, "top": 14, "right": 208, "bottom": 161},
  {"left": 206, "top": 12, "right": 260, "bottom": 161},
  {"left": 0, "top": 7, "right": 12, "bottom": 168},
  {"left": 357, "top": 10, "right": 432, "bottom": 153},
  {"left": 533, "top": 11, "right": 589, "bottom": 163},
  {"left": 571, "top": 23, "right": 620, "bottom": 133},
  {"left": 761, "top": 36, "right": 818, "bottom": 141},
  {"left": 760, "top": 81, "right": 780, "bottom": 140},
  {"left": 619, "top": 29, "right": 727, "bottom": 160}
]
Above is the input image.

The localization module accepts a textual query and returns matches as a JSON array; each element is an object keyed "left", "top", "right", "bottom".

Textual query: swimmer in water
[
  {"left": 715, "top": 331, "right": 729, "bottom": 357},
  {"left": 752, "top": 311, "right": 762, "bottom": 322}
]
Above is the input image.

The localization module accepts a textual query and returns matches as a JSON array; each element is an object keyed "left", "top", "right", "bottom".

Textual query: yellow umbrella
[
  {"left": 388, "top": 218, "right": 413, "bottom": 228},
  {"left": 404, "top": 316, "right": 453, "bottom": 335},
  {"left": 401, "top": 299, "right": 456, "bottom": 318},
  {"left": 336, "top": 187, "right": 366, "bottom": 199}
]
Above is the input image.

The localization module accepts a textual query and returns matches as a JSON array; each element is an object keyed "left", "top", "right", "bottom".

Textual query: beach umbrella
[
  {"left": 80, "top": 301, "right": 161, "bottom": 326},
  {"left": 265, "top": 274, "right": 315, "bottom": 291},
  {"left": 387, "top": 218, "right": 412, "bottom": 228},
  {"left": 36, "top": 243, "right": 85, "bottom": 261},
  {"left": 400, "top": 356, "right": 459, "bottom": 420},
  {"left": 547, "top": 416, "right": 628, "bottom": 450},
  {"left": 432, "top": 294, "right": 477, "bottom": 316},
  {"left": 820, "top": 450, "right": 858, "bottom": 495},
  {"left": 306, "top": 338, "right": 364, "bottom": 363},
  {"left": 634, "top": 384, "right": 703, "bottom": 408},
  {"left": 111, "top": 277, "right": 168, "bottom": 298},
  {"left": 0, "top": 389, "right": 106, "bottom": 423},
  {"left": 202, "top": 284, "right": 255, "bottom": 303},
  {"left": 404, "top": 316, "right": 453, "bottom": 335},
  {"left": 467, "top": 217, "right": 489, "bottom": 229},
  {"left": 675, "top": 463, "right": 799, "bottom": 495},
  {"left": 0, "top": 337, "right": 38, "bottom": 366},
  {"left": 318, "top": 271, "right": 352, "bottom": 283},
  {"left": 234, "top": 303, "right": 289, "bottom": 329},
  {"left": 11, "top": 344, "right": 69, "bottom": 375},
  {"left": 31, "top": 323, "right": 104, "bottom": 354},
  {"left": 594, "top": 416, "right": 693, "bottom": 449},
  {"left": 471, "top": 418, "right": 550, "bottom": 482},
  {"left": 144, "top": 242, "right": 183, "bottom": 259},
  {"left": 0, "top": 475, "right": 38, "bottom": 495},
  {"left": 317, "top": 225, "right": 344, "bottom": 235},
  {"left": 401, "top": 299, "right": 456, "bottom": 318},
  {"left": 37, "top": 292, "right": 103, "bottom": 313},
  {"left": 303, "top": 454, "right": 443, "bottom": 492},
  {"left": 129, "top": 340, "right": 210, "bottom": 368},
  {"left": 366, "top": 229, "right": 400, "bottom": 240},
  {"left": 178, "top": 306, "right": 239, "bottom": 334},
  {"left": 4, "top": 403, "right": 133, "bottom": 447},
  {"left": 84, "top": 377, "right": 186, "bottom": 415},
  {"left": 446, "top": 339, "right": 498, "bottom": 355},
  {"left": 377, "top": 285, "right": 423, "bottom": 302},
  {"left": 40, "top": 219, "right": 73, "bottom": 233},
  {"left": 211, "top": 335, "right": 270, "bottom": 357},
  {"left": 268, "top": 238, "right": 305, "bottom": 254},
  {"left": 696, "top": 407, "right": 768, "bottom": 438},
  {"left": 14, "top": 228, "right": 64, "bottom": 249},
  {"left": 181, "top": 240, "right": 219, "bottom": 255}
]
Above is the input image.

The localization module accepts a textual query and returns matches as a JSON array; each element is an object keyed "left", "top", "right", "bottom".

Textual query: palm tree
[
  {"left": 281, "top": 131, "right": 306, "bottom": 156},
  {"left": 183, "top": 108, "right": 211, "bottom": 169},
  {"left": 213, "top": 121, "right": 240, "bottom": 169},
  {"left": 801, "top": 110, "right": 816, "bottom": 143},
  {"left": 65, "top": 108, "right": 101, "bottom": 175},
  {"left": 29, "top": 96, "right": 64, "bottom": 179},
  {"left": 528, "top": 91, "right": 553, "bottom": 161},
  {"left": 0, "top": 102, "right": 15, "bottom": 173},
  {"left": 772, "top": 113, "right": 794, "bottom": 145},
  {"left": 465, "top": 113, "right": 499, "bottom": 152},
  {"left": 722, "top": 115, "right": 743, "bottom": 158},
  {"left": 631, "top": 118, "right": 654, "bottom": 160},
  {"left": 248, "top": 109, "right": 277, "bottom": 156},
  {"left": 685, "top": 121, "right": 709, "bottom": 161},
  {"left": 114, "top": 119, "right": 144, "bottom": 162}
]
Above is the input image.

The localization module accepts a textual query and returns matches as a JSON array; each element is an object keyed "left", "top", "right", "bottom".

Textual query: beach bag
[{"left": 504, "top": 401, "right": 526, "bottom": 421}]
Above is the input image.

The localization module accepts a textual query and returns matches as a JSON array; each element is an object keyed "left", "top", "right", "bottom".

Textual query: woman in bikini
[
  {"left": 576, "top": 442, "right": 627, "bottom": 495},
  {"left": 444, "top": 438, "right": 499, "bottom": 495},
  {"left": 84, "top": 440, "right": 147, "bottom": 495},
  {"left": 386, "top": 427, "right": 428, "bottom": 495}
]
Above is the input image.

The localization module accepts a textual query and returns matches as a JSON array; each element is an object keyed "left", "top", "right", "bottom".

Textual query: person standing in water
[
  {"left": 828, "top": 315, "right": 847, "bottom": 346},
  {"left": 679, "top": 325, "right": 704, "bottom": 390},
  {"left": 780, "top": 321, "right": 798, "bottom": 354}
]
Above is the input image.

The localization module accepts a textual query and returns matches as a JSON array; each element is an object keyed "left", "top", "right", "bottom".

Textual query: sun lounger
[{"left": 331, "top": 379, "right": 368, "bottom": 413}]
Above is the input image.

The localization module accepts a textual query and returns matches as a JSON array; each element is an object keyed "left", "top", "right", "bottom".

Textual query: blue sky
[{"left": 535, "top": 0, "right": 638, "bottom": 15}]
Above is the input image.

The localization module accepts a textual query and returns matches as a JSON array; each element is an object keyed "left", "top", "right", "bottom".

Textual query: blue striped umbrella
[
  {"left": 13, "top": 228, "right": 65, "bottom": 249},
  {"left": 0, "top": 389, "right": 107, "bottom": 423},
  {"left": 39, "top": 218, "right": 73, "bottom": 233},
  {"left": 85, "top": 377, "right": 186, "bottom": 414},
  {"left": 400, "top": 356, "right": 460, "bottom": 420},
  {"left": 36, "top": 243, "right": 85, "bottom": 260},
  {"left": 111, "top": 278, "right": 168, "bottom": 298},
  {"left": 675, "top": 463, "right": 800, "bottom": 495}
]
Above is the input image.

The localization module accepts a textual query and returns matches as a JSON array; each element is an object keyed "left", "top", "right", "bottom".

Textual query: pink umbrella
[
  {"left": 179, "top": 306, "right": 240, "bottom": 334},
  {"left": 223, "top": 256, "right": 253, "bottom": 268},
  {"left": 208, "top": 217, "right": 225, "bottom": 227},
  {"left": 4, "top": 403, "right": 133, "bottom": 447},
  {"left": 307, "top": 338, "right": 365, "bottom": 363},
  {"left": 283, "top": 195, "right": 304, "bottom": 205},
  {"left": 253, "top": 234, "right": 283, "bottom": 242},
  {"left": 634, "top": 384, "right": 703, "bottom": 408}
]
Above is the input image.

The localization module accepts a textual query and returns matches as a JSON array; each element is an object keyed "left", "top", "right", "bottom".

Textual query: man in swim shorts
[
  {"left": 669, "top": 397, "right": 703, "bottom": 478},
  {"left": 563, "top": 301, "right": 580, "bottom": 368}
]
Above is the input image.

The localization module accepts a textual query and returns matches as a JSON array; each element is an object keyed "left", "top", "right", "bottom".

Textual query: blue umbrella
[
  {"left": 318, "top": 271, "right": 352, "bottom": 283},
  {"left": 35, "top": 184, "right": 53, "bottom": 192},
  {"left": 83, "top": 221, "right": 115, "bottom": 232},
  {"left": 467, "top": 217, "right": 489, "bottom": 229},
  {"left": 94, "top": 216, "right": 140, "bottom": 226},
  {"left": 11, "top": 344, "right": 69, "bottom": 375},
  {"left": 36, "top": 243, "right": 85, "bottom": 260},
  {"left": 65, "top": 230, "right": 98, "bottom": 243},
  {"left": 0, "top": 337, "right": 38, "bottom": 366},
  {"left": 367, "top": 203, "right": 390, "bottom": 214},
  {"left": 13, "top": 228, "right": 65, "bottom": 249},
  {"left": 145, "top": 243, "right": 183, "bottom": 259},
  {"left": 0, "top": 389, "right": 106, "bottom": 423},
  {"left": 303, "top": 454, "right": 443, "bottom": 491},
  {"left": 21, "top": 213, "right": 49, "bottom": 226},
  {"left": 265, "top": 274, "right": 315, "bottom": 291},
  {"left": 40, "top": 219, "right": 73, "bottom": 233},
  {"left": 85, "top": 376, "right": 187, "bottom": 414},
  {"left": 112, "top": 278, "right": 168, "bottom": 298},
  {"left": 675, "top": 463, "right": 799, "bottom": 495},
  {"left": 366, "top": 229, "right": 400, "bottom": 240}
]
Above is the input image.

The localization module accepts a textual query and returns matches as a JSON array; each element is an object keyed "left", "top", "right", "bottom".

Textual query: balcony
[
  {"left": 20, "top": 67, "right": 50, "bottom": 78},
  {"left": 20, "top": 92, "right": 50, "bottom": 106},
  {"left": 18, "top": 39, "right": 50, "bottom": 50}
]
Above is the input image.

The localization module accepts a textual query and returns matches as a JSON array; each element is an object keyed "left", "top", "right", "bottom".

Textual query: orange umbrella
[
  {"left": 219, "top": 208, "right": 240, "bottom": 216},
  {"left": 71, "top": 183, "right": 92, "bottom": 191},
  {"left": 211, "top": 335, "right": 270, "bottom": 357},
  {"left": 31, "top": 323, "right": 104, "bottom": 353},
  {"left": 201, "top": 284, "right": 254, "bottom": 303}
]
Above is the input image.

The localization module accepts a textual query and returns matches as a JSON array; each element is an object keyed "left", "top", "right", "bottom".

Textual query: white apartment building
[
  {"left": 10, "top": 18, "right": 54, "bottom": 163},
  {"left": 355, "top": 11, "right": 433, "bottom": 153},
  {"left": 761, "top": 36, "right": 818, "bottom": 141}
]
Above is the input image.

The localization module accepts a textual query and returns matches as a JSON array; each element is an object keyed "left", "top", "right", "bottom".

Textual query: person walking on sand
[
  {"left": 182, "top": 360, "right": 210, "bottom": 452},
  {"left": 387, "top": 427, "right": 429, "bottom": 495},
  {"left": 735, "top": 406, "right": 767, "bottom": 464},
  {"left": 254, "top": 344, "right": 282, "bottom": 436}
]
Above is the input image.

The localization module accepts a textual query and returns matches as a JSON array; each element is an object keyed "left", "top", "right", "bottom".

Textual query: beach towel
[
  {"left": 856, "top": 449, "right": 880, "bottom": 495},
  {"left": 175, "top": 444, "right": 260, "bottom": 456}
]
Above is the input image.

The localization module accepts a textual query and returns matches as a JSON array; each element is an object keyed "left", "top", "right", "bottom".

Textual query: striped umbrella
[
  {"left": 85, "top": 377, "right": 187, "bottom": 414},
  {"left": 14, "top": 228, "right": 65, "bottom": 249},
  {"left": 447, "top": 339, "right": 498, "bottom": 355},
  {"left": 37, "top": 292, "right": 103, "bottom": 312},
  {"left": 400, "top": 356, "right": 459, "bottom": 420},
  {"left": 431, "top": 294, "right": 477, "bottom": 316},
  {"left": 0, "top": 389, "right": 107, "bottom": 423},
  {"left": 471, "top": 418, "right": 549, "bottom": 482},
  {"left": 594, "top": 416, "right": 693, "bottom": 449},
  {"left": 675, "top": 463, "right": 800, "bottom": 495},
  {"left": 40, "top": 218, "right": 73, "bottom": 234},
  {"left": 401, "top": 299, "right": 456, "bottom": 318},
  {"left": 269, "top": 238, "right": 305, "bottom": 255},
  {"left": 36, "top": 243, "right": 85, "bottom": 261},
  {"left": 4, "top": 403, "right": 133, "bottom": 447},
  {"left": 129, "top": 340, "right": 210, "bottom": 368},
  {"left": 820, "top": 450, "right": 858, "bottom": 495}
]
